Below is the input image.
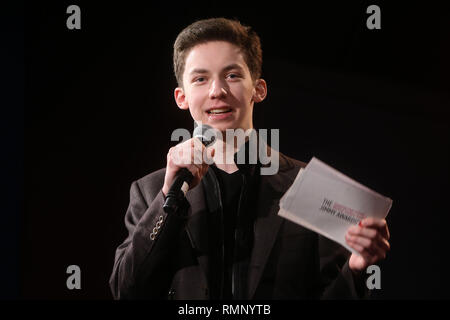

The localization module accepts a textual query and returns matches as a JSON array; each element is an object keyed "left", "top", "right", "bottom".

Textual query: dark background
[{"left": 7, "top": 0, "right": 450, "bottom": 299}]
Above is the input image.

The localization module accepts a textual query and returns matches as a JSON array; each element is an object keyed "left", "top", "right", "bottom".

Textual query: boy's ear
[
  {"left": 253, "top": 79, "right": 267, "bottom": 103},
  {"left": 174, "top": 87, "right": 189, "bottom": 110}
]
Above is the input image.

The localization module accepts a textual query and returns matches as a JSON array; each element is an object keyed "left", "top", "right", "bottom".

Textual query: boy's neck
[
  {"left": 214, "top": 162, "right": 239, "bottom": 174},
  {"left": 210, "top": 126, "right": 254, "bottom": 174},
  {"left": 212, "top": 138, "right": 239, "bottom": 174}
]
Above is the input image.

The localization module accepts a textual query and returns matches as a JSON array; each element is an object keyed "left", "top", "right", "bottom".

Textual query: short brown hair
[{"left": 173, "top": 18, "right": 262, "bottom": 87}]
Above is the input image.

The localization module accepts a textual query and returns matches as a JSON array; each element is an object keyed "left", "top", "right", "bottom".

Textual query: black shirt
[{"left": 211, "top": 165, "right": 243, "bottom": 299}]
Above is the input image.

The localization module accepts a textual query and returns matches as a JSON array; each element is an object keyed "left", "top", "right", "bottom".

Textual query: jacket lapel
[
  {"left": 247, "top": 153, "right": 294, "bottom": 299},
  {"left": 185, "top": 182, "right": 210, "bottom": 284}
]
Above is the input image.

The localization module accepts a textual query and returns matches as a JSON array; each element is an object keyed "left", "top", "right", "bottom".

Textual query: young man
[{"left": 109, "top": 18, "right": 390, "bottom": 299}]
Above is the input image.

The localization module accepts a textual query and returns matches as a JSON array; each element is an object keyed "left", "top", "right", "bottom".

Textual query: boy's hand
[
  {"left": 162, "top": 138, "right": 215, "bottom": 196},
  {"left": 345, "top": 217, "right": 391, "bottom": 273}
]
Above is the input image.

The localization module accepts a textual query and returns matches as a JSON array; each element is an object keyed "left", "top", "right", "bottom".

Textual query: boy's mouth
[
  {"left": 205, "top": 106, "right": 234, "bottom": 121},
  {"left": 207, "top": 107, "right": 232, "bottom": 114}
]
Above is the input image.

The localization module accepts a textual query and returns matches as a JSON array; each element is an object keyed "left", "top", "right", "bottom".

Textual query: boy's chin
[
  {"left": 212, "top": 124, "right": 240, "bottom": 133},
  {"left": 202, "top": 123, "right": 233, "bottom": 132},
  {"left": 197, "top": 120, "right": 252, "bottom": 134}
]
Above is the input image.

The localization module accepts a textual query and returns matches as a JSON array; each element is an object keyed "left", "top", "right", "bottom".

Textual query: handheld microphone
[{"left": 163, "top": 123, "right": 217, "bottom": 214}]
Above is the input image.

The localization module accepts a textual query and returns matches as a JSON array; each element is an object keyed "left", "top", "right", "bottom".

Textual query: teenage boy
[{"left": 110, "top": 18, "right": 390, "bottom": 299}]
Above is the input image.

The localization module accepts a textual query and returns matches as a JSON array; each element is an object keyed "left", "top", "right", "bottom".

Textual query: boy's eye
[
  {"left": 227, "top": 73, "right": 238, "bottom": 79},
  {"left": 194, "top": 77, "right": 206, "bottom": 83}
]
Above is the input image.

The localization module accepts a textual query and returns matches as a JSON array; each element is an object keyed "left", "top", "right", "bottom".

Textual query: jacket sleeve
[
  {"left": 318, "top": 235, "right": 370, "bottom": 299},
  {"left": 109, "top": 179, "right": 189, "bottom": 299}
]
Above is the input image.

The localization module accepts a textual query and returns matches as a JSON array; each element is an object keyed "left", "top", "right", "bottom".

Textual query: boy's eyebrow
[
  {"left": 222, "top": 63, "right": 244, "bottom": 72},
  {"left": 189, "top": 68, "right": 209, "bottom": 75},
  {"left": 188, "top": 64, "right": 245, "bottom": 76}
]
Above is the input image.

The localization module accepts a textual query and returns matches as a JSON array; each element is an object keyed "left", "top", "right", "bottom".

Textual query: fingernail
[{"left": 358, "top": 221, "right": 363, "bottom": 227}]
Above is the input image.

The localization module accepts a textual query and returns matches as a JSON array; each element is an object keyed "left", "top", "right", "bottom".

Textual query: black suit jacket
[{"left": 110, "top": 150, "right": 367, "bottom": 299}]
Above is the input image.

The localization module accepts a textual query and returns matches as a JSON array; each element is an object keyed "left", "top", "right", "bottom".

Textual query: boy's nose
[{"left": 209, "top": 80, "right": 228, "bottom": 99}]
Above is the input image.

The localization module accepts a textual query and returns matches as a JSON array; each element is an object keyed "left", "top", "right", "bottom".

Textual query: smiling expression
[{"left": 175, "top": 41, "right": 267, "bottom": 133}]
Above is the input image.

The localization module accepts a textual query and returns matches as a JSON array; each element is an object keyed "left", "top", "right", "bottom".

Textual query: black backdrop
[{"left": 12, "top": 0, "right": 450, "bottom": 299}]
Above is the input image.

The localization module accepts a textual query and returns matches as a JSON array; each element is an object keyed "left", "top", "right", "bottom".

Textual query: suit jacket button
[{"left": 168, "top": 289, "right": 175, "bottom": 299}]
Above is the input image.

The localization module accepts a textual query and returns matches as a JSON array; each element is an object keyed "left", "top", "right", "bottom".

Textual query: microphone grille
[{"left": 193, "top": 123, "right": 217, "bottom": 147}]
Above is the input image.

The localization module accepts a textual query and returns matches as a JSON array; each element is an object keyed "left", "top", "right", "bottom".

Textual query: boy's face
[{"left": 175, "top": 41, "right": 266, "bottom": 133}]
